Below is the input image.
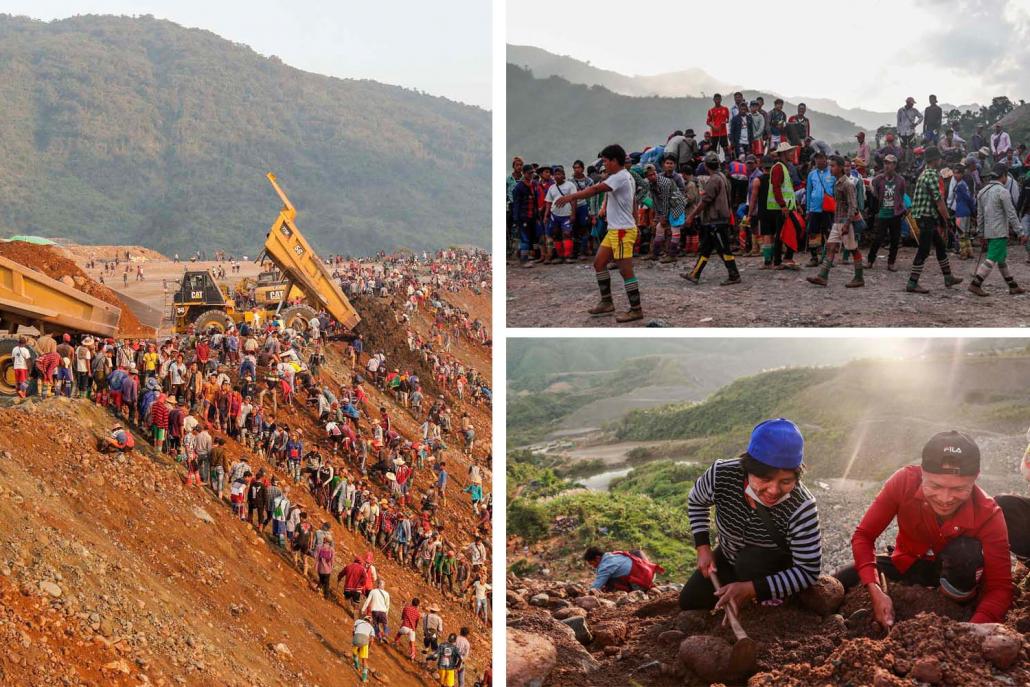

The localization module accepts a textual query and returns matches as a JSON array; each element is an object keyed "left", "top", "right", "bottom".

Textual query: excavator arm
[{"left": 262, "top": 173, "right": 361, "bottom": 330}]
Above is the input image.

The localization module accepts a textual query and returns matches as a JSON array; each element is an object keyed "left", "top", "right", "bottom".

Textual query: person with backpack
[
  {"left": 679, "top": 418, "right": 822, "bottom": 614},
  {"left": 422, "top": 604, "right": 444, "bottom": 660},
  {"left": 270, "top": 485, "right": 291, "bottom": 547},
  {"left": 315, "top": 535, "right": 335, "bottom": 599},
  {"left": 584, "top": 547, "right": 664, "bottom": 592},
  {"left": 361, "top": 578, "right": 391, "bottom": 642},
  {"left": 351, "top": 613, "right": 376, "bottom": 683},
  {"left": 285, "top": 429, "right": 304, "bottom": 483},
  {"left": 435, "top": 633, "right": 462, "bottom": 687}
]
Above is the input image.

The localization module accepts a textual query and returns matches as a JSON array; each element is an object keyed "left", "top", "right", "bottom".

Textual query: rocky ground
[
  {"left": 506, "top": 567, "right": 1030, "bottom": 687},
  {"left": 506, "top": 248, "right": 1030, "bottom": 327},
  {"left": 0, "top": 276, "right": 493, "bottom": 686}
]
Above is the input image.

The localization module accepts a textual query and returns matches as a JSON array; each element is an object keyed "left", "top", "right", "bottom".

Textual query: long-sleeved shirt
[
  {"left": 976, "top": 180, "right": 1021, "bottom": 240},
  {"left": 590, "top": 552, "right": 634, "bottom": 589},
  {"left": 806, "top": 167, "right": 835, "bottom": 213},
  {"left": 510, "top": 181, "right": 536, "bottom": 222},
  {"left": 850, "top": 466, "right": 1012, "bottom": 623},
  {"left": 688, "top": 457, "right": 822, "bottom": 601}
]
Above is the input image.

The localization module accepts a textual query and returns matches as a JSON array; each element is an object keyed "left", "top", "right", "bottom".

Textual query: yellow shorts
[
  {"left": 600, "top": 227, "right": 638, "bottom": 260},
  {"left": 439, "top": 669, "right": 456, "bottom": 686},
  {"left": 353, "top": 644, "right": 369, "bottom": 660}
]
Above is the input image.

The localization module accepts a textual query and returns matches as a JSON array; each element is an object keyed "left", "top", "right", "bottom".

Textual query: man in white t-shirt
[
  {"left": 361, "top": 578, "right": 391, "bottom": 642},
  {"left": 11, "top": 336, "right": 33, "bottom": 398},
  {"left": 543, "top": 165, "right": 577, "bottom": 264},
  {"left": 553, "top": 144, "right": 643, "bottom": 322}
]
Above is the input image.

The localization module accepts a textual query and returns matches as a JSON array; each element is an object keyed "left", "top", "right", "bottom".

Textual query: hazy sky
[
  {"left": 508, "top": 0, "right": 1029, "bottom": 111},
  {"left": 6, "top": 0, "right": 491, "bottom": 108}
]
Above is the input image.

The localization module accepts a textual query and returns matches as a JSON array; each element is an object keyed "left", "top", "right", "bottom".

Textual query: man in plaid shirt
[{"left": 907, "top": 147, "right": 963, "bottom": 293}]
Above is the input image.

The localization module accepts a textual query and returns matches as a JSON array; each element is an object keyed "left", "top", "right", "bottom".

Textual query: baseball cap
[
  {"left": 921, "top": 430, "right": 980, "bottom": 475},
  {"left": 747, "top": 418, "right": 804, "bottom": 470}
]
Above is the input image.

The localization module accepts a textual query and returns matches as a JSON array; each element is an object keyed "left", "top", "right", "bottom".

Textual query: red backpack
[{"left": 607, "top": 551, "right": 665, "bottom": 592}]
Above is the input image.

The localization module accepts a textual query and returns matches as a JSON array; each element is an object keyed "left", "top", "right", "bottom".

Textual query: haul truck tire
[
  {"left": 0, "top": 337, "right": 35, "bottom": 397},
  {"left": 280, "top": 304, "right": 318, "bottom": 334},
  {"left": 192, "top": 310, "right": 231, "bottom": 335}
]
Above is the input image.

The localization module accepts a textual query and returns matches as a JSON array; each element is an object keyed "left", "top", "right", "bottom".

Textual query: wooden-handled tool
[{"left": 710, "top": 572, "right": 757, "bottom": 676}]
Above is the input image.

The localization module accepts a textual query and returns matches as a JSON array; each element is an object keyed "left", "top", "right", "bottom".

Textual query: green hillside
[
  {"left": 0, "top": 14, "right": 489, "bottom": 255},
  {"left": 613, "top": 352, "right": 1030, "bottom": 480},
  {"left": 507, "top": 64, "right": 863, "bottom": 165}
]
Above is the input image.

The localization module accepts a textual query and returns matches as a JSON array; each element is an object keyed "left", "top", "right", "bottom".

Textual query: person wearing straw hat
[{"left": 766, "top": 142, "right": 801, "bottom": 270}]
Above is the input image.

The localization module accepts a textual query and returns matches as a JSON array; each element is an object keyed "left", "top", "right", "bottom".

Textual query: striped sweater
[{"left": 687, "top": 457, "right": 822, "bottom": 601}]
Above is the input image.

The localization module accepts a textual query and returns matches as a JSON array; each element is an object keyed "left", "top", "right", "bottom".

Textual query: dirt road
[{"left": 507, "top": 247, "right": 1030, "bottom": 327}]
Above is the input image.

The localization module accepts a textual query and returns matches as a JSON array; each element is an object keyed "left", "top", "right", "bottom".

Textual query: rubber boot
[
  {"left": 944, "top": 274, "right": 963, "bottom": 288},
  {"left": 846, "top": 265, "right": 865, "bottom": 288}
]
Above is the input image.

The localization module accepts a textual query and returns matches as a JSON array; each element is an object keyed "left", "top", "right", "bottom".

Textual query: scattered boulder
[
  {"left": 677, "top": 634, "right": 732, "bottom": 683},
  {"left": 592, "top": 620, "right": 627, "bottom": 648},
  {"left": 529, "top": 593, "right": 549, "bottom": 607},
  {"left": 910, "top": 657, "right": 942, "bottom": 684},
  {"left": 561, "top": 616, "right": 592, "bottom": 645},
  {"left": 506, "top": 590, "right": 526, "bottom": 608},
  {"left": 507, "top": 628, "right": 557, "bottom": 687},
  {"left": 102, "top": 659, "right": 132, "bottom": 675},
  {"left": 272, "top": 642, "right": 292, "bottom": 659},
  {"left": 675, "top": 609, "right": 709, "bottom": 633},
  {"left": 657, "top": 629, "right": 685, "bottom": 646},
  {"left": 799, "top": 575, "right": 845, "bottom": 616},
  {"left": 981, "top": 628, "right": 1022, "bottom": 669},
  {"left": 553, "top": 606, "right": 587, "bottom": 621},
  {"left": 39, "top": 581, "right": 62, "bottom": 598},
  {"left": 573, "top": 595, "right": 599, "bottom": 611},
  {"left": 191, "top": 506, "right": 215, "bottom": 524}
]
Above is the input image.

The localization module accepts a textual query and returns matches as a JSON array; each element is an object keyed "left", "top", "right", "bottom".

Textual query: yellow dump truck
[
  {"left": 0, "top": 255, "right": 121, "bottom": 395},
  {"left": 172, "top": 173, "right": 361, "bottom": 334}
]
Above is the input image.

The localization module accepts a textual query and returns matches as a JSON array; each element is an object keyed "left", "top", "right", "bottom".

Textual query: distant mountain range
[
  {"left": 507, "top": 65, "right": 863, "bottom": 166},
  {"left": 0, "top": 15, "right": 490, "bottom": 256},
  {"left": 508, "top": 44, "right": 981, "bottom": 133}
]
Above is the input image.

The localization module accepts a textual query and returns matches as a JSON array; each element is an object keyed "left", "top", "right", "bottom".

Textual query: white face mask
[{"left": 745, "top": 481, "right": 793, "bottom": 507}]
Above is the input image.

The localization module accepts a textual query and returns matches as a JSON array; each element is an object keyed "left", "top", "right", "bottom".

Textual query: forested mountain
[
  {"left": 507, "top": 65, "right": 862, "bottom": 165},
  {"left": 0, "top": 14, "right": 490, "bottom": 255}
]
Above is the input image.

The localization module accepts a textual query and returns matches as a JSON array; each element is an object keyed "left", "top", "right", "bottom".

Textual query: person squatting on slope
[
  {"left": 680, "top": 418, "right": 822, "bottom": 614},
  {"left": 834, "top": 431, "right": 1013, "bottom": 627}
]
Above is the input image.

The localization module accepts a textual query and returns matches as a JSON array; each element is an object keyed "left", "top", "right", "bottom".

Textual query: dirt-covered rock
[
  {"left": 798, "top": 575, "right": 845, "bottom": 616},
  {"left": 678, "top": 634, "right": 732, "bottom": 683}
]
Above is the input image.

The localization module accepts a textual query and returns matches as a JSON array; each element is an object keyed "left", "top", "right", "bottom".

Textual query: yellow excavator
[{"left": 172, "top": 173, "right": 361, "bottom": 334}]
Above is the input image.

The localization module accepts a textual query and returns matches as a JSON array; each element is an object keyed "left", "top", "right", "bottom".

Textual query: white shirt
[
  {"left": 992, "top": 131, "right": 1012, "bottom": 156},
  {"left": 362, "top": 588, "right": 391, "bottom": 614},
  {"left": 604, "top": 169, "right": 636, "bottom": 230},
  {"left": 12, "top": 345, "right": 31, "bottom": 370},
  {"left": 544, "top": 181, "right": 576, "bottom": 217}
]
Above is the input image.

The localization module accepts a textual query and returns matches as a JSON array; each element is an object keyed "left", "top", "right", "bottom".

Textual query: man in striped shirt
[{"left": 680, "top": 418, "right": 822, "bottom": 613}]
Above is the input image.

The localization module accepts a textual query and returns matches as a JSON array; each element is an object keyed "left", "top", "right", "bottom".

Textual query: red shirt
[
  {"left": 707, "top": 106, "right": 730, "bottom": 136},
  {"left": 340, "top": 561, "right": 366, "bottom": 591},
  {"left": 850, "top": 466, "right": 1012, "bottom": 623},
  {"left": 401, "top": 604, "right": 421, "bottom": 630}
]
